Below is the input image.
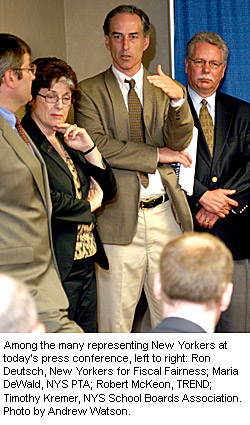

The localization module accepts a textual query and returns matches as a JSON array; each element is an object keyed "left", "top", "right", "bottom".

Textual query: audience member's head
[
  {"left": 0, "top": 274, "right": 45, "bottom": 333},
  {"left": 154, "top": 232, "right": 233, "bottom": 332}
]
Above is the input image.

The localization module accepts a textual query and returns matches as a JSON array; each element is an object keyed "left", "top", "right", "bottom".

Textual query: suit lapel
[
  {"left": 1, "top": 118, "right": 47, "bottom": 207},
  {"left": 143, "top": 68, "right": 158, "bottom": 145},
  {"left": 212, "top": 93, "right": 233, "bottom": 171},
  {"left": 104, "top": 67, "right": 130, "bottom": 141},
  {"left": 39, "top": 138, "right": 73, "bottom": 180}
]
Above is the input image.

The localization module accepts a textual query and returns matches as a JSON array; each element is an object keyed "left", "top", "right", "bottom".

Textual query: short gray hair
[
  {"left": 186, "top": 31, "right": 229, "bottom": 66},
  {"left": 0, "top": 274, "right": 38, "bottom": 332},
  {"left": 159, "top": 232, "right": 233, "bottom": 308}
]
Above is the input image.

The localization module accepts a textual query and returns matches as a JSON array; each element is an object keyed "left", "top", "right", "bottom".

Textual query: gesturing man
[{"left": 75, "top": 5, "right": 194, "bottom": 332}]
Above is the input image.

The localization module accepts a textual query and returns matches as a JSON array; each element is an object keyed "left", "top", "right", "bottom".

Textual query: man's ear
[
  {"left": 105, "top": 35, "right": 110, "bottom": 51},
  {"left": 4, "top": 69, "right": 17, "bottom": 88},
  {"left": 219, "top": 282, "right": 233, "bottom": 312},
  {"left": 153, "top": 272, "right": 162, "bottom": 301},
  {"left": 143, "top": 35, "right": 150, "bottom": 52}
]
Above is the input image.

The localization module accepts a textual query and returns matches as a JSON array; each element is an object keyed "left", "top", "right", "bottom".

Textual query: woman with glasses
[{"left": 22, "top": 57, "right": 116, "bottom": 332}]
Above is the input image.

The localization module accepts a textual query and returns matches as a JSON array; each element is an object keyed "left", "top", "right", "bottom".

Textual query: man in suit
[
  {"left": 185, "top": 31, "right": 250, "bottom": 332},
  {"left": 0, "top": 274, "right": 45, "bottom": 333},
  {"left": 75, "top": 5, "right": 194, "bottom": 332},
  {"left": 0, "top": 33, "right": 82, "bottom": 332},
  {"left": 151, "top": 232, "right": 233, "bottom": 333}
]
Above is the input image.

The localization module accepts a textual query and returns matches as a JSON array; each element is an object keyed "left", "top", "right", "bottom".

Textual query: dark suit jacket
[
  {"left": 75, "top": 67, "right": 194, "bottom": 245},
  {"left": 188, "top": 91, "right": 250, "bottom": 260},
  {"left": 22, "top": 114, "right": 117, "bottom": 282},
  {"left": 150, "top": 317, "right": 206, "bottom": 333}
]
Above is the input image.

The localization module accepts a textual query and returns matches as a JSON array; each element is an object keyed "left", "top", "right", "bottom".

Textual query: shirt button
[{"left": 212, "top": 176, "right": 217, "bottom": 183}]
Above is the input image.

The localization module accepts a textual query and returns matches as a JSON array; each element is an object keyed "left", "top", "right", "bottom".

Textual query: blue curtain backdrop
[{"left": 174, "top": 0, "right": 250, "bottom": 103}]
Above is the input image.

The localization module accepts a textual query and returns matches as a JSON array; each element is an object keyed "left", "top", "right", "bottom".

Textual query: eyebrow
[
  {"left": 111, "top": 31, "right": 139, "bottom": 36},
  {"left": 46, "top": 89, "right": 71, "bottom": 94}
]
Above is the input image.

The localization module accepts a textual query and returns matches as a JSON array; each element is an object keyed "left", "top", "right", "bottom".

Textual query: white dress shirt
[
  {"left": 112, "top": 64, "right": 166, "bottom": 199},
  {"left": 188, "top": 86, "right": 216, "bottom": 124}
]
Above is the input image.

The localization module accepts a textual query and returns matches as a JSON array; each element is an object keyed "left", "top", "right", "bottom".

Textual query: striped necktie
[
  {"left": 16, "top": 118, "right": 32, "bottom": 151},
  {"left": 125, "top": 78, "right": 149, "bottom": 188}
]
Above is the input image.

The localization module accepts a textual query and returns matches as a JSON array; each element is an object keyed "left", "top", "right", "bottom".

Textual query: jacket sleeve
[
  {"left": 84, "top": 158, "right": 117, "bottom": 202},
  {"left": 51, "top": 189, "right": 93, "bottom": 224}
]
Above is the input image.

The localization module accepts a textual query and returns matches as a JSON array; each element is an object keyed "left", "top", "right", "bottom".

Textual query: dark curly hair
[{"left": 30, "top": 57, "right": 78, "bottom": 104}]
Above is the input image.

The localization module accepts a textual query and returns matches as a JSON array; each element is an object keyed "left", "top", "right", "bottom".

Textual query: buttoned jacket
[{"left": 188, "top": 91, "right": 250, "bottom": 259}]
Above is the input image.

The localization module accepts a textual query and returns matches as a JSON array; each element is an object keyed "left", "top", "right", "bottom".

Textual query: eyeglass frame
[
  {"left": 12, "top": 63, "right": 37, "bottom": 76},
  {"left": 189, "top": 58, "right": 223, "bottom": 69},
  {"left": 37, "top": 92, "right": 72, "bottom": 106}
]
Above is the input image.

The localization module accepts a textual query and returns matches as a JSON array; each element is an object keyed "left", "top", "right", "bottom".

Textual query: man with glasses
[
  {"left": 185, "top": 31, "right": 250, "bottom": 332},
  {"left": 0, "top": 33, "right": 82, "bottom": 333}
]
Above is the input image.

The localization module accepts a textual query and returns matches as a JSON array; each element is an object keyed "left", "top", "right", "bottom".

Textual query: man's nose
[
  {"left": 202, "top": 61, "right": 211, "bottom": 72},
  {"left": 123, "top": 36, "right": 129, "bottom": 50}
]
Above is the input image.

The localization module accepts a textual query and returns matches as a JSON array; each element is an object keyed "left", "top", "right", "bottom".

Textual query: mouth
[
  {"left": 51, "top": 114, "right": 63, "bottom": 119},
  {"left": 120, "top": 53, "right": 132, "bottom": 60}
]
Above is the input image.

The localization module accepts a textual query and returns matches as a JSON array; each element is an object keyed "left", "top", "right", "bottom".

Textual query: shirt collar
[
  {"left": 188, "top": 86, "right": 216, "bottom": 110},
  {"left": 0, "top": 105, "right": 17, "bottom": 129},
  {"left": 112, "top": 64, "right": 144, "bottom": 89}
]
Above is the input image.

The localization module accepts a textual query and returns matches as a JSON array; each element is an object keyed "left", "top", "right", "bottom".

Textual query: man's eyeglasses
[
  {"left": 189, "top": 58, "right": 223, "bottom": 69},
  {"left": 37, "top": 93, "right": 72, "bottom": 105},
  {"left": 12, "top": 63, "right": 37, "bottom": 75}
]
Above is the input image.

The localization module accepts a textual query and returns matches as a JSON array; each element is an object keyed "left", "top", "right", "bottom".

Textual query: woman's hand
[
  {"left": 87, "top": 177, "right": 103, "bottom": 212},
  {"left": 55, "top": 123, "right": 105, "bottom": 168},
  {"left": 54, "top": 123, "right": 94, "bottom": 152}
]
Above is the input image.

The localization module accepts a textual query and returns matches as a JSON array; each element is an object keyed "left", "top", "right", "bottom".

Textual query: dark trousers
[{"left": 63, "top": 257, "right": 97, "bottom": 333}]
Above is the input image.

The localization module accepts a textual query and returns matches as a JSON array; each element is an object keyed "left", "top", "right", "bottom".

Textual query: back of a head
[
  {"left": 159, "top": 232, "right": 233, "bottom": 308},
  {"left": 0, "top": 274, "right": 38, "bottom": 333}
]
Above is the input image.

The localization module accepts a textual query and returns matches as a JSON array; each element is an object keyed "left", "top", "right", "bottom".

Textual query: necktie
[
  {"left": 199, "top": 99, "right": 214, "bottom": 157},
  {"left": 125, "top": 79, "right": 149, "bottom": 188},
  {"left": 16, "top": 118, "right": 32, "bottom": 150}
]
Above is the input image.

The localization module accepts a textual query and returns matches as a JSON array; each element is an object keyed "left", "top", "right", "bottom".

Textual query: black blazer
[
  {"left": 22, "top": 114, "right": 117, "bottom": 281},
  {"left": 150, "top": 317, "right": 206, "bottom": 333},
  {"left": 188, "top": 91, "right": 250, "bottom": 260}
]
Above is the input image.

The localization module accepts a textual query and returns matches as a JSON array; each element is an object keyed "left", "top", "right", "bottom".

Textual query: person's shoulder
[
  {"left": 78, "top": 67, "right": 112, "bottom": 90},
  {"left": 217, "top": 91, "right": 250, "bottom": 112}
]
